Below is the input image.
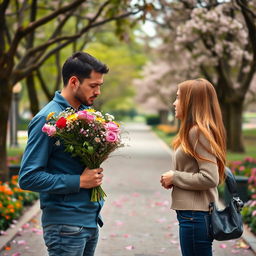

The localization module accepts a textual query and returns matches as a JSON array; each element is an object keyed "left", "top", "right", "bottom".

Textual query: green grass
[
  {"left": 7, "top": 147, "right": 25, "bottom": 157},
  {"left": 152, "top": 126, "right": 256, "bottom": 162},
  {"left": 227, "top": 128, "right": 256, "bottom": 162}
]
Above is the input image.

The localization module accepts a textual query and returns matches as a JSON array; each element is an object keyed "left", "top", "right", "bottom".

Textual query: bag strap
[
  {"left": 225, "top": 167, "right": 238, "bottom": 196},
  {"left": 224, "top": 167, "right": 244, "bottom": 211}
]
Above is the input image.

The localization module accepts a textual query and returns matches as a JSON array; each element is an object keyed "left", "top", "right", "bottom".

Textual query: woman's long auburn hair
[{"left": 172, "top": 78, "right": 226, "bottom": 183}]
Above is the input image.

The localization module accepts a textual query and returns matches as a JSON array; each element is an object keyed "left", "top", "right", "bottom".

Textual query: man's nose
[{"left": 95, "top": 87, "right": 101, "bottom": 95}]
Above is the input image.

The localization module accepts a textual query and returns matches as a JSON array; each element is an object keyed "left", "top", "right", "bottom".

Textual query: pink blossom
[
  {"left": 77, "top": 111, "right": 96, "bottom": 122},
  {"left": 252, "top": 210, "right": 256, "bottom": 216},
  {"left": 106, "top": 131, "right": 118, "bottom": 142},
  {"left": 239, "top": 166, "right": 245, "bottom": 171},
  {"left": 42, "top": 124, "right": 56, "bottom": 136},
  {"left": 104, "top": 122, "right": 119, "bottom": 132}
]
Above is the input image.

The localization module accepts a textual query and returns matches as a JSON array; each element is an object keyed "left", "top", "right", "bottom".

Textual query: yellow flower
[
  {"left": 46, "top": 112, "right": 55, "bottom": 120},
  {"left": 67, "top": 113, "right": 78, "bottom": 122},
  {"left": 86, "top": 108, "right": 96, "bottom": 112},
  {"left": 96, "top": 117, "right": 105, "bottom": 123},
  {"left": 113, "top": 121, "right": 120, "bottom": 127}
]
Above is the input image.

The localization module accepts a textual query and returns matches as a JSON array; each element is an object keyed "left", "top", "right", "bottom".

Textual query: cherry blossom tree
[{"left": 137, "top": 0, "right": 256, "bottom": 152}]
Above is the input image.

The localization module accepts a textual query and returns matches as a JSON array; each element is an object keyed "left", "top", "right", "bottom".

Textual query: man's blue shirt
[{"left": 19, "top": 91, "right": 104, "bottom": 228}]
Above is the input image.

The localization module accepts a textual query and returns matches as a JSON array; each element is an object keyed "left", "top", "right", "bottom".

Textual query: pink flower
[
  {"left": 77, "top": 111, "right": 96, "bottom": 122},
  {"left": 42, "top": 124, "right": 56, "bottom": 136},
  {"left": 104, "top": 122, "right": 119, "bottom": 133},
  {"left": 106, "top": 131, "right": 118, "bottom": 142},
  {"left": 239, "top": 166, "right": 245, "bottom": 171}
]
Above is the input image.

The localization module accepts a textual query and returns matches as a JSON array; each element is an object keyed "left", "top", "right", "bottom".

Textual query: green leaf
[{"left": 87, "top": 146, "right": 94, "bottom": 155}]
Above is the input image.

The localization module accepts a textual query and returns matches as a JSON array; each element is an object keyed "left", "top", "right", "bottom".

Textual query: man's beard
[{"left": 75, "top": 94, "right": 94, "bottom": 106}]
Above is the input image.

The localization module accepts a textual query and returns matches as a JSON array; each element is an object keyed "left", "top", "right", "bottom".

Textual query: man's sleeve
[{"left": 18, "top": 115, "right": 80, "bottom": 194}]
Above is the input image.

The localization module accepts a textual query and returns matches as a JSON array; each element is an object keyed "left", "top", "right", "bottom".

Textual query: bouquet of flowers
[{"left": 42, "top": 107, "right": 123, "bottom": 202}]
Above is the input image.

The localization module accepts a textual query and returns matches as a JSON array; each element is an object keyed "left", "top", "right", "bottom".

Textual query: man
[{"left": 19, "top": 51, "right": 109, "bottom": 256}]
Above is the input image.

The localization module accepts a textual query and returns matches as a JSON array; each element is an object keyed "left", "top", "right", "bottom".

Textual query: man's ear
[{"left": 69, "top": 76, "right": 79, "bottom": 89}]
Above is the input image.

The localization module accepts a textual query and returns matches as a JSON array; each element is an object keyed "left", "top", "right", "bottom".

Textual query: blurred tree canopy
[{"left": 0, "top": 0, "right": 150, "bottom": 180}]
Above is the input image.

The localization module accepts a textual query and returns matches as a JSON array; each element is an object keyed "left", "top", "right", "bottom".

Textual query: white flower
[
  {"left": 105, "top": 113, "right": 115, "bottom": 121},
  {"left": 95, "top": 111, "right": 103, "bottom": 118},
  {"left": 55, "top": 140, "right": 61, "bottom": 146},
  {"left": 95, "top": 137, "right": 101, "bottom": 143}
]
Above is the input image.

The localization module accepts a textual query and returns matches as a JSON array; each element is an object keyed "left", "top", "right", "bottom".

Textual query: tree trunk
[
  {"left": 220, "top": 98, "right": 245, "bottom": 152},
  {"left": 228, "top": 101, "right": 245, "bottom": 152},
  {"left": 26, "top": 73, "right": 40, "bottom": 116},
  {"left": 0, "top": 80, "right": 12, "bottom": 181},
  {"left": 220, "top": 101, "right": 232, "bottom": 150},
  {"left": 159, "top": 109, "right": 169, "bottom": 124},
  {"left": 216, "top": 78, "right": 245, "bottom": 152}
]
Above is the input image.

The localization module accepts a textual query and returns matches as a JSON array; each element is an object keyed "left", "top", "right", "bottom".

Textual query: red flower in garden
[{"left": 56, "top": 117, "right": 67, "bottom": 129}]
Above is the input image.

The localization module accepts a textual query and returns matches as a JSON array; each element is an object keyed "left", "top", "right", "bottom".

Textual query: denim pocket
[
  {"left": 177, "top": 210, "right": 194, "bottom": 221},
  {"left": 59, "top": 225, "right": 83, "bottom": 236}
]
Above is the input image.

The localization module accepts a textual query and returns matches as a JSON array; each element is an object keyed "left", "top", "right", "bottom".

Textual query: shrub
[
  {"left": 229, "top": 157, "right": 256, "bottom": 177},
  {"left": 145, "top": 114, "right": 161, "bottom": 125},
  {"left": 0, "top": 176, "right": 38, "bottom": 231},
  {"left": 241, "top": 200, "right": 256, "bottom": 235},
  {"left": 156, "top": 124, "right": 177, "bottom": 135},
  {"left": 229, "top": 157, "right": 256, "bottom": 235}
]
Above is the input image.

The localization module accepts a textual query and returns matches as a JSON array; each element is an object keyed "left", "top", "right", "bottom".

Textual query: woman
[{"left": 160, "top": 78, "right": 226, "bottom": 256}]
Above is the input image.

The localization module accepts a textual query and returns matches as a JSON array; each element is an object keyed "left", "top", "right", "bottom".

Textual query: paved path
[{"left": 1, "top": 123, "right": 255, "bottom": 256}]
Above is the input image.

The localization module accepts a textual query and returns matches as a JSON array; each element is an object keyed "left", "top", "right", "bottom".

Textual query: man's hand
[
  {"left": 160, "top": 170, "right": 174, "bottom": 190},
  {"left": 80, "top": 167, "right": 104, "bottom": 189}
]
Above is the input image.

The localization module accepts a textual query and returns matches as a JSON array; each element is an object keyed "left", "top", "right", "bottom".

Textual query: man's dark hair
[{"left": 62, "top": 51, "right": 109, "bottom": 86}]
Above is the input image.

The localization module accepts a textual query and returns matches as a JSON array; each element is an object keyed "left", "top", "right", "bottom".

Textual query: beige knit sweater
[{"left": 171, "top": 127, "right": 220, "bottom": 211}]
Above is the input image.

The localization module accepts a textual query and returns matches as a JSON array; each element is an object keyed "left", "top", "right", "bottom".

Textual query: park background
[{"left": 0, "top": 0, "right": 256, "bottom": 255}]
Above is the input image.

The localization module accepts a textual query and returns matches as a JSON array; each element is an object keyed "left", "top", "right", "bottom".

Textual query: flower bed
[
  {"left": 156, "top": 124, "right": 177, "bottom": 135},
  {"left": 228, "top": 157, "right": 256, "bottom": 235},
  {"left": 0, "top": 176, "right": 38, "bottom": 231}
]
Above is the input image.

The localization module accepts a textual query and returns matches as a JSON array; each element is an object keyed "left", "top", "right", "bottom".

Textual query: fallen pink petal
[
  {"left": 156, "top": 218, "right": 166, "bottom": 223},
  {"left": 17, "top": 240, "right": 27, "bottom": 245},
  {"left": 125, "top": 245, "right": 134, "bottom": 250},
  {"left": 219, "top": 243, "right": 227, "bottom": 248},
  {"left": 115, "top": 220, "right": 123, "bottom": 226},
  {"left": 22, "top": 223, "right": 30, "bottom": 229}
]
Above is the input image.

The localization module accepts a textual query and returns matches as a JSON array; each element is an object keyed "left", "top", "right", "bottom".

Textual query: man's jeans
[
  {"left": 43, "top": 225, "right": 99, "bottom": 256},
  {"left": 176, "top": 210, "right": 213, "bottom": 256}
]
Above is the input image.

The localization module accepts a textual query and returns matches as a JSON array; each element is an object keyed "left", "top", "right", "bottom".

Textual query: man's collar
[{"left": 53, "top": 91, "right": 89, "bottom": 111}]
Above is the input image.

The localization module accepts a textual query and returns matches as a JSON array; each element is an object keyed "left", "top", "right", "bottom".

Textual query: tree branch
[
  {"left": 8, "top": 0, "right": 86, "bottom": 58},
  {"left": 36, "top": 69, "right": 52, "bottom": 100},
  {"left": 14, "top": 8, "right": 141, "bottom": 74},
  {"left": 0, "top": 0, "right": 10, "bottom": 54}
]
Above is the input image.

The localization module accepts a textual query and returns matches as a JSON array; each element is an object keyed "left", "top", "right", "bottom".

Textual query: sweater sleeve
[
  {"left": 18, "top": 115, "right": 80, "bottom": 194},
  {"left": 172, "top": 128, "right": 219, "bottom": 190}
]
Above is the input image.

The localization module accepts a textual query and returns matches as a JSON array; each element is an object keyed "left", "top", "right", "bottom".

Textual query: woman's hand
[{"left": 160, "top": 170, "right": 174, "bottom": 189}]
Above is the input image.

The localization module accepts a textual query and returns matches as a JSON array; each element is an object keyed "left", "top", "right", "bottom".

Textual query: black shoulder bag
[{"left": 209, "top": 167, "right": 244, "bottom": 241}]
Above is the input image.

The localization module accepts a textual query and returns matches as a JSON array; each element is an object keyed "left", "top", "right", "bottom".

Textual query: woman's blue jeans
[
  {"left": 176, "top": 210, "right": 213, "bottom": 256},
  {"left": 43, "top": 224, "right": 99, "bottom": 256}
]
